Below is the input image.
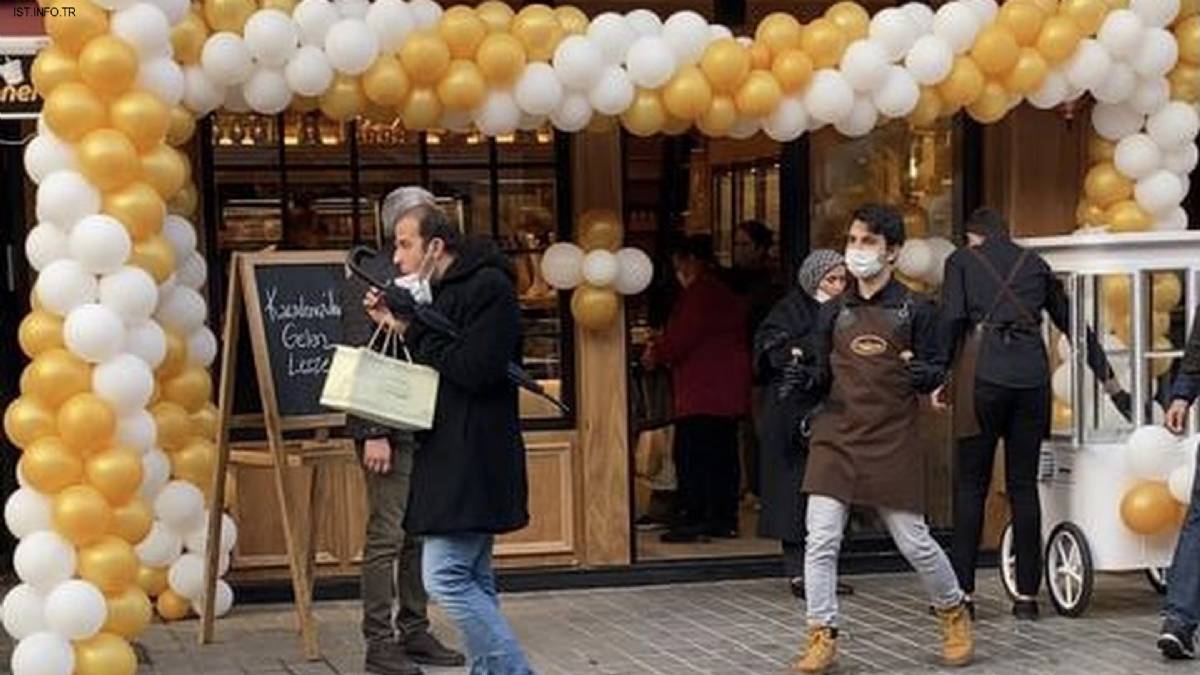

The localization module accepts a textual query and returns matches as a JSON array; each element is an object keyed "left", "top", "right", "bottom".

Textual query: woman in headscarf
[{"left": 755, "top": 250, "right": 848, "bottom": 597}]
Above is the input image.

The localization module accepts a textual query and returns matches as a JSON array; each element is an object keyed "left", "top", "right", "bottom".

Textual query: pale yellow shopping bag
[{"left": 321, "top": 328, "right": 439, "bottom": 431}]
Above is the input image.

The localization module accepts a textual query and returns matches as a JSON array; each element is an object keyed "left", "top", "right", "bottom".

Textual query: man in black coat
[{"left": 366, "top": 204, "right": 532, "bottom": 674}]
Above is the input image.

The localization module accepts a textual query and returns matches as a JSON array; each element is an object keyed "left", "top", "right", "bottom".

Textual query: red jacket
[{"left": 653, "top": 272, "right": 752, "bottom": 418}]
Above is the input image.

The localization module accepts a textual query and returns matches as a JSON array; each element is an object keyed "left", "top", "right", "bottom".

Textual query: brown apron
[{"left": 804, "top": 298, "right": 925, "bottom": 513}]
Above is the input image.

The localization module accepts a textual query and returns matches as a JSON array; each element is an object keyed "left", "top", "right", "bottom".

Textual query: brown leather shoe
[
  {"left": 937, "top": 602, "right": 975, "bottom": 667},
  {"left": 793, "top": 626, "right": 838, "bottom": 673},
  {"left": 366, "top": 641, "right": 422, "bottom": 675}
]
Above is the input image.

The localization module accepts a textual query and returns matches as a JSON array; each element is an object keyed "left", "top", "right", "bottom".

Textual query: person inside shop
[
  {"left": 365, "top": 204, "right": 533, "bottom": 674},
  {"left": 642, "top": 234, "right": 752, "bottom": 544},
  {"left": 754, "top": 249, "right": 855, "bottom": 600},
  {"left": 934, "top": 207, "right": 1133, "bottom": 622},
  {"left": 341, "top": 186, "right": 464, "bottom": 675},
  {"left": 793, "top": 204, "right": 973, "bottom": 674},
  {"left": 1157, "top": 322, "right": 1200, "bottom": 660}
]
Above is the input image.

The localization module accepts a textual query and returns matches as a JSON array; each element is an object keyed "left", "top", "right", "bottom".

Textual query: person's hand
[
  {"left": 1166, "top": 399, "right": 1190, "bottom": 434},
  {"left": 905, "top": 359, "right": 945, "bottom": 395},
  {"left": 931, "top": 384, "right": 950, "bottom": 412},
  {"left": 781, "top": 361, "right": 814, "bottom": 392},
  {"left": 363, "top": 437, "right": 391, "bottom": 474},
  {"left": 364, "top": 288, "right": 404, "bottom": 331}
]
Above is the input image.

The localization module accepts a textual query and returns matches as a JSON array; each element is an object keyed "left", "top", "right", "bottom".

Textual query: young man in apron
[
  {"left": 794, "top": 204, "right": 973, "bottom": 674},
  {"left": 935, "top": 208, "right": 1131, "bottom": 621}
]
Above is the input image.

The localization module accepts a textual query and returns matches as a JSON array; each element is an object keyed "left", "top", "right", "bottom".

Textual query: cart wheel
[
  {"left": 1146, "top": 567, "right": 1169, "bottom": 595},
  {"left": 1045, "top": 522, "right": 1094, "bottom": 617},
  {"left": 998, "top": 522, "right": 1019, "bottom": 601}
]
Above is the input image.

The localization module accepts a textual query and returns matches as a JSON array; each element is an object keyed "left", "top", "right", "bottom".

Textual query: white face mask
[
  {"left": 844, "top": 248, "right": 885, "bottom": 280},
  {"left": 394, "top": 273, "right": 433, "bottom": 305},
  {"left": 814, "top": 289, "right": 833, "bottom": 304}
]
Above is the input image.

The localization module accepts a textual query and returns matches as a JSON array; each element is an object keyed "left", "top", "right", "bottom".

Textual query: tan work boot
[
  {"left": 937, "top": 602, "right": 975, "bottom": 667},
  {"left": 793, "top": 625, "right": 838, "bottom": 673}
]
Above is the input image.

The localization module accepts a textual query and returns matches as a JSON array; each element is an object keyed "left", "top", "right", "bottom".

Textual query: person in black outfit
[{"left": 936, "top": 207, "right": 1132, "bottom": 620}]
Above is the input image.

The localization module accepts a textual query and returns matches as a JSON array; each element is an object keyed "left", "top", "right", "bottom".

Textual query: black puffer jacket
[{"left": 402, "top": 238, "right": 530, "bottom": 536}]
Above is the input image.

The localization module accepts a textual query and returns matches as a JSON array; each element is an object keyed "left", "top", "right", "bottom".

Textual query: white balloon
[
  {"left": 869, "top": 8, "right": 919, "bottom": 62},
  {"left": 1148, "top": 102, "right": 1200, "bottom": 149},
  {"left": 285, "top": 45, "right": 334, "bottom": 97},
  {"left": 93, "top": 354, "right": 155, "bottom": 414},
  {"left": 43, "top": 580, "right": 107, "bottom": 641},
  {"left": 153, "top": 0, "right": 188, "bottom": 24},
  {"left": 1130, "top": 76, "right": 1170, "bottom": 115},
  {"left": 187, "top": 327, "right": 218, "bottom": 367},
  {"left": 1028, "top": 69, "right": 1070, "bottom": 109},
  {"left": 763, "top": 96, "right": 808, "bottom": 142},
  {"left": 243, "top": 10, "right": 298, "bottom": 68},
  {"left": 161, "top": 214, "right": 197, "bottom": 261},
  {"left": 24, "top": 223, "right": 69, "bottom": 273},
  {"left": 5, "top": 489, "right": 51, "bottom": 540},
  {"left": 324, "top": 19, "right": 378, "bottom": 75},
  {"left": 1164, "top": 144, "right": 1200, "bottom": 175},
  {"left": 582, "top": 250, "right": 619, "bottom": 287},
  {"left": 141, "top": 448, "right": 172, "bottom": 499},
  {"left": 156, "top": 481, "right": 207, "bottom": 533},
  {"left": 625, "top": 36, "right": 676, "bottom": 89},
  {"left": 588, "top": 13, "right": 636, "bottom": 66},
  {"left": 136, "top": 520, "right": 183, "bottom": 567},
  {"left": 540, "top": 242, "right": 584, "bottom": 289},
  {"left": 293, "top": 0, "right": 339, "bottom": 46},
  {"left": 1127, "top": 424, "right": 1184, "bottom": 479},
  {"left": 1115, "top": 134, "right": 1163, "bottom": 180},
  {"left": 168, "top": 552, "right": 207, "bottom": 601},
  {"left": 1092, "top": 102, "right": 1145, "bottom": 141},
  {"left": 243, "top": 68, "right": 293, "bottom": 114},
  {"left": 1154, "top": 207, "right": 1189, "bottom": 232},
  {"left": 116, "top": 409, "right": 158, "bottom": 453},
  {"left": 202, "top": 32, "right": 255, "bottom": 86},
  {"left": 68, "top": 214, "right": 132, "bottom": 275},
  {"left": 1133, "top": 28, "right": 1179, "bottom": 79},
  {"left": 662, "top": 11, "right": 710, "bottom": 66},
  {"left": 183, "top": 64, "right": 225, "bottom": 115},
  {"left": 1136, "top": 170, "right": 1186, "bottom": 215},
  {"left": 13, "top": 531, "right": 76, "bottom": 591},
  {"left": 408, "top": 0, "right": 442, "bottom": 29},
  {"left": 554, "top": 36, "right": 605, "bottom": 91},
  {"left": 36, "top": 170, "right": 100, "bottom": 229},
  {"left": 588, "top": 65, "right": 635, "bottom": 116},
  {"left": 962, "top": 0, "right": 999, "bottom": 23},
  {"left": 2, "top": 585, "right": 47, "bottom": 641},
  {"left": 901, "top": 2, "right": 936, "bottom": 34},
  {"left": 728, "top": 116, "right": 761, "bottom": 140},
  {"left": 834, "top": 95, "right": 879, "bottom": 137},
  {"left": 517, "top": 112, "right": 546, "bottom": 132},
  {"left": 515, "top": 63, "right": 565, "bottom": 116},
  {"left": 905, "top": 35, "right": 955, "bottom": 86},
  {"left": 897, "top": 238, "right": 935, "bottom": 280},
  {"left": 625, "top": 9, "right": 663, "bottom": 37},
  {"left": 804, "top": 69, "right": 855, "bottom": 124},
  {"left": 99, "top": 266, "right": 158, "bottom": 325},
  {"left": 156, "top": 285, "right": 208, "bottom": 334},
  {"left": 65, "top": 303, "right": 127, "bottom": 364},
  {"left": 1065, "top": 39, "right": 1112, "bottom": 92},
  {"left": 840, "top": 40, "right": 890, "bottom": 93},
  {"left": 366, "top": 0, "right": 414, "bottom": 53},
  {"left": 194, "top": 579, "right": 235, "bottom": 618},
  {"left": 550, "top": 92, "right": 593, "bottom": 132},
  {"left": 474, "top": 90, "right": 521, "bottom": 136},
  {"left": 1169, "top": 455, "right": 1196, "bottom": 504},
  {"left": 1098, "top": 9, "right": 1146, "bottom": 60},
  {"left": 177, "top": 251, "right": 209, "bottom": 290},
  {"left": 1131, "top": 0, "right": 1180, "bottom": 28},
  {"left": 336, "top": 0, "right": 368, "bottom": 19},
  {"left": 710, "top": 25, "right": 733, "bottom": 42},
  {"left": 35, "top": 259, "right": 98, "bottom": 317},
  {"left": 124, "top": 320, "right": 168, "bottom": 369},
  {"left": 932, "top": 2, "right": 980, "bottom": 55},
  {"left": 23, "top": 133, "right": 76, "bottom": 184},
  {"left": 873, "top": 66, "right": 920, "bottom": 118},
  {"left": 94, "top": 0, "right": 136, "bottom": 9},
  {"left": 10, "top": 632, "right": 74, "bottom": 675},
  {"left": 613, "top": 248, "right": 654, "bottom": 295},
  {"left": 182, "top": 512, "right": 238, "bottom": 554},
  {"left": 111, "top": 3, "right": 171, "bottom": 58}
]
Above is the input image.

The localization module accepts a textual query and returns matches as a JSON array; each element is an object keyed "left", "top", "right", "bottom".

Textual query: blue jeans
[
  {"left": 422, "top": 534, "right": 533, "bottom": 675},
  {"left": 1165, "top": 454, "right": 1200, "bottom": 636}
]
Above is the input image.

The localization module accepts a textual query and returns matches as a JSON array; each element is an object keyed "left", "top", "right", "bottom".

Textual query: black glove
[
  {"left": 1111, "top": 390, "right": 1133, "bottom": 422},
  {"left": 905, "top": 359, "right": 945, "bottom": 394}
]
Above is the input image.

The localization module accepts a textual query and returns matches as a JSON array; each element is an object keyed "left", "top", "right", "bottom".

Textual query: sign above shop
[{"left": 0, "top": 53, "right": 38, "bottom": 118}]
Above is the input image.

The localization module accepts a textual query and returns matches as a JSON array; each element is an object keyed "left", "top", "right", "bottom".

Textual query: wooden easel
[{"left": 199, "top": 250, "right": 355, "bottom": 661}]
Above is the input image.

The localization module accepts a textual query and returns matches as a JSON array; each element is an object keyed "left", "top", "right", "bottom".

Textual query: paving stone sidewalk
[{"left": 1, "top": 571, "right": 1188, "bottom": 674}]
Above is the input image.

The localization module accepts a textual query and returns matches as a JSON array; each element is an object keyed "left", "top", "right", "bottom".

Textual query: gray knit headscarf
[
  {"left": 380, "top": 186, "right": 437, "bottom": 238},
  {"left": 797, "top": 249, "right": 844, "bottom": 298}
]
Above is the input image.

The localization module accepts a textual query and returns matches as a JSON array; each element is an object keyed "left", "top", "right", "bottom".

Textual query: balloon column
[
  {"left": 539, "top": 210, "right": 654, "bottom": 330},
  {"left": 1121, "top": 426, "right": 1195, "bottom": 535},
  {"left": 896, "top": 236, "right": 956, "bottom": 290}
]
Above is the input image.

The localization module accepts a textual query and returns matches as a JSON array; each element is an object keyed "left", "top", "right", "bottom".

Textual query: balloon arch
[{"left": 4, "top": 0, "right": 1200, "bottom": 672}]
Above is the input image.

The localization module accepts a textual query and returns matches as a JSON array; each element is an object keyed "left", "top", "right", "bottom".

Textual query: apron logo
[{"left": 849, "top": 335, "right": 889, "bottom": 357}]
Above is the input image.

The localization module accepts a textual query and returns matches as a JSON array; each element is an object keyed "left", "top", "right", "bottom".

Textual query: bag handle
[{"left": 369, "top": 323, "right": 415, "bottom": 363}]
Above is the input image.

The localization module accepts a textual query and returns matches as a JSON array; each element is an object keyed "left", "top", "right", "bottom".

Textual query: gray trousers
[
  {"left": 805, "top": 494, "right": 963, "bottom": 627},
  {"left": 360, "top": 438, "right": 430, "bottom": 645}
]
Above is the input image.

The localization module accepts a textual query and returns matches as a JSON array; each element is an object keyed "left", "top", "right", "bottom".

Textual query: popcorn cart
[{"left": 996, "top": 231, "right": 1200, "bottom": 617}]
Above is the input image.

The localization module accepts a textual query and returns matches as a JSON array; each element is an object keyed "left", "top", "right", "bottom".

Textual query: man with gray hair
[{"left": 341, "top": 185, "right": 463, "bottom": 675}]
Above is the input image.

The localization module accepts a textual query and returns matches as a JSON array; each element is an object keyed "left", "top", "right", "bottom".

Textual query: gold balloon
[
  {"left": 78, "top": 129, "right": 142, "bottom": 192},
  {"left": 621, "top": 89, "right": 667, "bottom": 137},
  {"left": 801, "top": 17, "right": 847, "bottom": 69},
  {"left": 1037, "top": 16, "right": 1081, "bottom": 64},
  {"left": 1153, "top": 335, "right": 1175, "bottom": 377},
  {"left": 1052, "top": 400, "right": 1073, "bottom": 428},
  {"left": 1178, "top": 17, "right": 1200, "bottom": 66},
  {"left": 1076, "top": 199, "right": 1107, "bottom": 226},
  {"left": 1153, "top": 311, "right": 1171, "bottom": 339},
  {"left": 571, "top": 285, "right": 620, "bottom": 330},
  {"left": 1182, "top": 0, "right": 1200, "bottom": 18},
  {"left": 43, "top": 81, "right": 107, "bottom": 142},
  {"left": 129, "top": 235, "right": 177, "bottom": 284},
  {"left": 104, "top": 182, "right": 167, "bottom": 241},
  {"left": 440, "top": 6, "right": 488, "bottom": 59},
  {"left": 86, "top": 448, "right": 144, "bottom": 505},
  {"left": 972, "top": 26, "right": 1021, "bottom": 76},
  {"left": 1106, "top": 200, "right": 1152, "bottom": 232},
  {"left": 152, "top": 401, "right": 192, "bottom": 452},
  {"left": 736, "top": 70, "right": 783, "bottom": 117},
  {"left": 1088, "top": 134, "right": 1116, "bottom": 162},
  {"left": 58, "top": 392, "right": 116, "bottom": 454},
  {"left": 476, "top": 33, "right": 527, "bottom": 86},
  {"left": 1121, "top": 481, "right": 1178, "bottom": 535},
  {"left": 110, "top": 91, "right": 170, "bottom": 152},
  {"left": 578, "top": 210, "right": 623, "bottom": 251},
  {"left": 171, "top": 10, "right": 209, "bottom": 66},
  {"left": 402, "top": 88, "right": 443, "bottom": 130},
  {"left": 80, "top": 535, "right": 139, "bottom": 594},
  {"left": 78, "top": 35, "right": 139, "bottom": 97},
  {"left": 756, "top": 12, "right": 803, "bottom": 56},
  {"left": 908, "top": 87, "right": 943, "bottom": 128},
  {"left": 1154, "top": 272, "right": 1183, "bottom": 311},
  {"left": 662, "top": 115, "right": 692, "bottom": 136},
  {"left": 167, "top": 181, "right": 199, "bottom": 218},
  {"left": 663, "top": 66, "right": 713, "bottom": 120},
  {"left": 204, "top": 0, "right": 256, "bottom": 32},
  {"left": 74, "top": 632, "right": 138, "bottom": 675},
  {"left": 160, "top": 330, "right": 188, "bottom": 379},
  {"left": 20, "top": 437, "right": 84, "bottom": 494},
  {"left": 1102, "top": 274, "right": 1132, "bottom": 317},
  {"left": 437, "top": 60, "right": 487, "bottom": 111},
  {"left": 967, "top": 81, "right": 1011, "bottom": 123},
  {"left": 171, "top": 438, "right": 217, "bottom": 491},
  {"left": 998, "top": 0, "right": 1046, "bottom": 46},
  {"left": 164, "top": 366, "right": 213, "bottom": 413},
  {"left": 697, "top": 95, "right": 738, "bottom": 137},
  {"left": 511, "top": 5, "right": 563, "bottom": 62},
  {"left": 1084, "top": 162, "right": 1133, "bottom": 208},
  {"left": 18, "top": 311, "right": 65, "bottom": 358},
  {"left": 54, "top": 484, "right": 114, "bottom": 546},
  {"left": 772, "top": 49, "right": 814, "bottom": 93},
  {"left": 1004, "top": 48, "right": 1049, "bottom": 94},
  {"left": 141, "top": 144, "right": 189, "bottom": 199},
  {"left": 166, "top": 106, "right": 197, "bottom": 146},
  {"left": 825, "top": 2, "right": 870, "bottom": 42},
  {"left": 21, "top": 349, "right": 91, "bottom": 409},
  {"left": 137, "top": 565, "right": 169, "bottom": 597},
  {"left": 555, "top": 6, "right": 589, "bottom": 35},
  {"left": 317, "top": 74, "right": 364, "bottom": 122},
  {"left": 938, "top": 57, "right": 986, "bottom": 107},
  {"left": 103, "top": 587, "right": 153, "bottom": 639},
  {"left": 363, "top": 55, "right": 410, "bottom": 108},
  {"left": 701, "top": 39, "right": 751, "bottom": 95},
  {"left": 192, "top": 404, "right": 220, "bottom": 441},
  {"left": 109, "top": 497, "right": 153, "bottom": 545},
  {"left": 156, "top": 589, "right": 192, "bottom": 621},
  {"left": 30, "top": 46, "right": 79, "bottom": 97},
  {"left": 749, "top": 42, "right": 772, "bottom": 71},
  {"left": 290, "top": 95, "right": 320, "bottom": 113},
  {"left": 476, "top": 1, "right": 515, "bottom": 32},
  {"left": 260, "top": 0, "right": 295, "bottom": 11},
  {"left": 45, "top": 0, "right": 108, "bottom": 55},
  {"left": 1169, "top": 64, "right": 1200, "bottom": 103},
  {"left": 401, "top": 32, "right": 453, "bottom": 86},
  {"left": 1062, "top": 0, "right": 1108, "bottom": 35}
]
